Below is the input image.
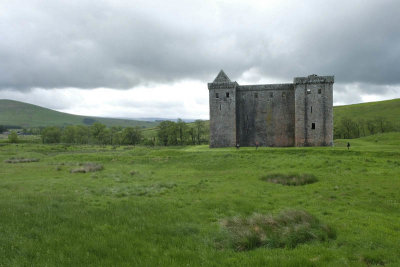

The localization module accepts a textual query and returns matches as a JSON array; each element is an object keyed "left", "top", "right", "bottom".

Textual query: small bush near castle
[
  {"left": 262, "top": 173, "right": 318, "bottom": 186},
  {"left": 220, "top": 210, "right": 336, "bottom": 251}
]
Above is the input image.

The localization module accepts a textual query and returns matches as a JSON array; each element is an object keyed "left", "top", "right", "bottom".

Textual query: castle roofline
[
  {"left": 212, "top": 70, "right": 231, "bottom": 83},
  {"left": 294, "top": 75, "right": 334, "bottom": 84}
]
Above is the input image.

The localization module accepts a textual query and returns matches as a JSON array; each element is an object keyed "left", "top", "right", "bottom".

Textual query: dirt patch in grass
[
  {"left": 70, "top": 163, "right": 103, "bottom": 173},
  {"left": 220, "top": 210, "right": 336, "bottom": 251},
  {"left": 261, "top": 173, "right": 318, "bottom": 186},
  {"left": 4, "top": 158, "right": 40, "bottom": 163}
]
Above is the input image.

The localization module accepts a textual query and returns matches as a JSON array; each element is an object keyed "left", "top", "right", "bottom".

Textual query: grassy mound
[
  {"left": 261, "top": 173, "right": 317, "bottom": 186},
  {"left": 70, "top": 163, "right": 103, "bottom": 173},
  {"left": 221, "top": 210, "right": 336, "bottom": 251},
  {"left": 4, "top": 158, "right": 39, "bottom": 163}
]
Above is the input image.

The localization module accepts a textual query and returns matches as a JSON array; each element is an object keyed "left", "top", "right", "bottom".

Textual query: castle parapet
[{"left": 294, "top": 75, "right": 334, "bottom": 84}]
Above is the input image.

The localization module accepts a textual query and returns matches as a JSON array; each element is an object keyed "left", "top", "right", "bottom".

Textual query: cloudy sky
[{"left": 1, "top": 0, "right": 399, "bottom": 119}]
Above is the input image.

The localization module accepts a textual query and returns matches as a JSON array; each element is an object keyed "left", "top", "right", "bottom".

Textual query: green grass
[
  {"left": 334, "top": 98, "right": 400, "bottom": 125},
  {"left": 0, "top": 133, "right": 399, "bottom": 266},
  {"left": 0, "top": 99, "right": 158, "bottom": 128},
  {"left": 221, "top": 210, "right": 336, "bottom": 251}
]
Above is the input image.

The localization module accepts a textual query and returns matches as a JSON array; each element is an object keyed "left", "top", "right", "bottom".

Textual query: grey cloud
[{"left": 1, "top": 0, "right": 400, "bottom": 94}]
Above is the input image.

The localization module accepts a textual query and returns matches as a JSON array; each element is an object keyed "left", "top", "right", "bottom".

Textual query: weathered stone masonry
[{"left": 208, "top": 70, "right": 334, "bottom": 147}]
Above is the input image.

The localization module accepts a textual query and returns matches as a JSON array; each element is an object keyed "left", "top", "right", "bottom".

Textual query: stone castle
[{"left": 208, "top": 70, "right": 334, "bottom": 147}]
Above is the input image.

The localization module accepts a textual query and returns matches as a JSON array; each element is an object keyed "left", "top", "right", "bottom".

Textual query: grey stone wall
[
  {"left": 294, "top": 75, "right": 334, "bottom": 146},
  {"left": 208, "top": 71, "right": 238, "bottom": 148},
  {"left": 208, "top": 71, "right": 334, "bottom": 148},
  {"left": 237, "top": 84, "right": 295, "bottom": 147}
]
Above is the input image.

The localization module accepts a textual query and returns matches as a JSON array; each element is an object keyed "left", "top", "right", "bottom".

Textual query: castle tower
[
  {"left": 294, "top": 75, "right": 334, "bottom": 146},
  {"left": 208, "top": 70, "right": 238, "bottom": 147}
]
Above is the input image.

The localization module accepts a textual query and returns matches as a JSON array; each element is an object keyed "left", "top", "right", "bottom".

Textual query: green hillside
[
  {"left": 0, "top": 99, "right": 158, "bottom": 128},
  {"left": 334, "top": 98, "right": 400, "bottom": 123}
]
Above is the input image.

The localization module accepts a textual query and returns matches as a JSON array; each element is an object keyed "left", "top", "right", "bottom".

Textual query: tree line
[
  {"left": 334, "top": 117, "right": 399, "bottom": 139},
  {"left": 2, "top": 116, "right": 397, "bottom": 145},
  {"left": 38, "top": 119, "right": 209, "bottom": 145}
]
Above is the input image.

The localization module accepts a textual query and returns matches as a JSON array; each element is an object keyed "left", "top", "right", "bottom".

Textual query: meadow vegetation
[
  {"left": 0, "top": 132, "right": 399, "bottom": 265},
  {"left": 220, "top": 210, "right": 336, "bottom": 251}
]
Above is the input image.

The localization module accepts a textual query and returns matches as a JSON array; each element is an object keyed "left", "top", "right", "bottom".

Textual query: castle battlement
[{"left": 208, "top": 70, "right": 334, "bottom": 147}]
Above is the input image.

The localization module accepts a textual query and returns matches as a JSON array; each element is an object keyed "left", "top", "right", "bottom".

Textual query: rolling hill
[
  {"left": 0, "top": 99, "right": 158, "bottom": 128},
  {"left": 1, "top": 98, "right": 399, "bottom": 130},
  {"left": 333, "top": 98, "right": 400, "bottom": 123}
]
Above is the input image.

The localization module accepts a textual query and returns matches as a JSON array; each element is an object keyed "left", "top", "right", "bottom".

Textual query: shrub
[
  {"left": 70, "top": 163, "right": 103, "bottom": 173},
  {"left": 8, "top": 131, "right": 18, "bottom": 143},
  {"left": 221, "top": 210, "right": 336, "bottom": 251},
  {"left": 261, "top": 173, "right": 318, "bottom": 186}
]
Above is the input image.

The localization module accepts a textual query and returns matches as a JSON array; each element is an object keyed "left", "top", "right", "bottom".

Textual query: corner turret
[
  {"left": 208, "top": 70, "right": 239, "bottom": 147},
  {"left": 294, "top": 74, "right": 334, "bottom": 146}
]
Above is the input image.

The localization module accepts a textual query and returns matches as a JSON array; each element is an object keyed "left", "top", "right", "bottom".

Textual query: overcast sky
[{"left": 1, "top": 0, "right": 399, "bottom": 119}]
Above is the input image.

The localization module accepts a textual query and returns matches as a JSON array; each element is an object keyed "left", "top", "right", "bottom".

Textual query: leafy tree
[
  {"left": 62, "top": 126, "right": 76, "bottom": 143},
  {"left": 110, "top": 126, "right": 123, "bottom": 145},
  {"left": 41, "top": 127, "right": 62, "bottom": 143},
  {"left": 194, "top": 120, "right": 205, "bottom": 144},
  {"left": 340, "top": 117, "right": 355, "bottom": 139},
  {"left": 187, "top": 127, "right": 195, "bottom": 145},
  {"left": 157, "top": 121, "right": 178, "bottom": 146},
  {"left": 90, "top": 123, "right": 108, "bottom": 144},
  {"left": 75, "top": 125, "right": 90, "bottom": 144},
  {"left": 8, "top": 131, "right": 18, "bottom": 143},
  {"left": 176, "top": 119, "right": 188, "bottom": 145},
  {"left": 122, "top": 127, "right": 142, "bottom": 146},
  {"left": 375, "top": 117, "right": 393, "bottom": 133},
  {"left": 366, "top": 119, "right": 377, "bottom": 135}
]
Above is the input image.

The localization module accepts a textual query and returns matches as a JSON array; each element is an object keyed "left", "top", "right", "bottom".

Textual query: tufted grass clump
[
  {"left": 262, "top": 173, "right": 318, "bottom": 186},
  {"left": 221, "top": 210, "right": 336, "bottom": 251},
  {"left": 70, "top": 163, "right": 103, "bottom": 173},
  {"left": 4, "top": 157, "right": 40, "bottom": 164}
]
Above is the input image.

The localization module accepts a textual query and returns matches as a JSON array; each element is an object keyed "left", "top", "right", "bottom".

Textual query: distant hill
[
  {"left": 334, "top": 98, "right": 400, "bottom": 123},
  {"left": 0, "top": 99, "right": 159, "bottom": 128}
]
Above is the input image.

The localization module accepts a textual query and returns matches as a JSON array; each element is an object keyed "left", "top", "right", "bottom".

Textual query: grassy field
[
  {"left": 0, "top": 99, "right": 158, "bottom": 128},
  {"left": 0, "top": 133, "right": 399, "bottom": 266}
]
